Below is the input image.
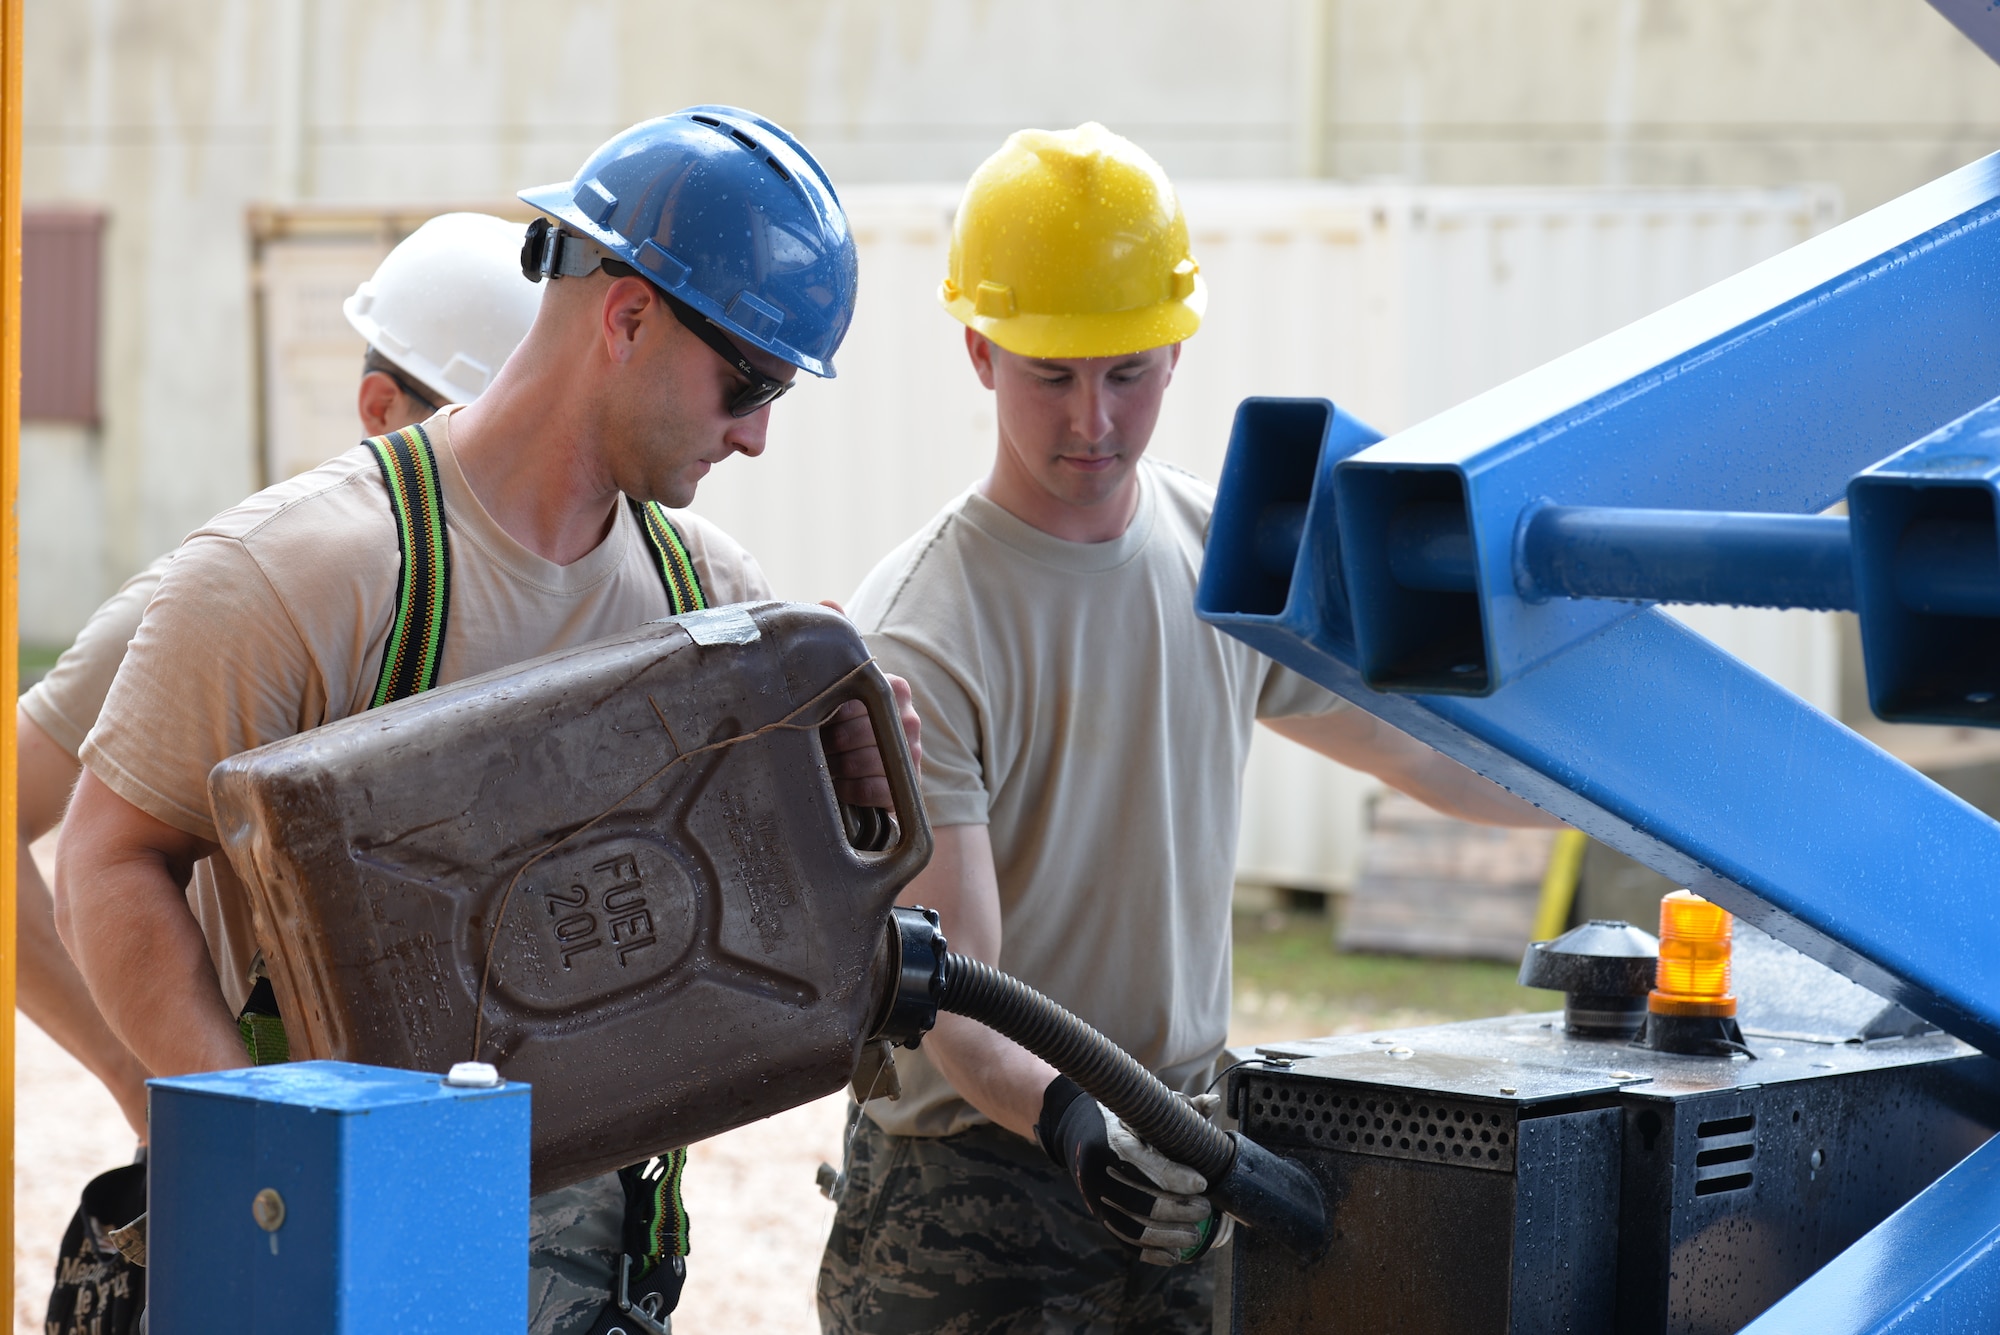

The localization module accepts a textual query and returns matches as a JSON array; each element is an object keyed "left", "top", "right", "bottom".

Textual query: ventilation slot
[
  {"left": 731, "top": 128, "right": 760, "bottom": 149},
  {"left": 691, "top": 114, "right": 721, "bottom": 126},
  {"left": 765, "top": 156, "right": 792, "bottom": 182},
  {"left": 1693, "top": 1110, "right": 1755, "bottom": 1197},
  {"left": 1239, "top": 1075, "right": 1516, "bottom": 1173}
]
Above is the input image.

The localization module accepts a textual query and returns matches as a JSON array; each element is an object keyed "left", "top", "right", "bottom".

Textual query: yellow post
[
  {"left": 1531, "top": 829, "right": 1590, "bottom": 944},
  {"left": 0, "top": 0, "right": 22, "bottom": 1314}
]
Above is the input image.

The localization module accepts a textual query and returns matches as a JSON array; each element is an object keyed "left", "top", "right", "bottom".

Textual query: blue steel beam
[
  {"left": 1200, "top": 398, "right": 2000, "bottom": 1054},
  {"left": 1325, "top": 151, "right": 2000, "bottom": 696},
  {"left": 1738, "top": 1130, "right": 2000, "bottom": 1333}
]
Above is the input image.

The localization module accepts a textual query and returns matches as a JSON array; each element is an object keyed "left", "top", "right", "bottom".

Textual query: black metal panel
[
  {"left": 1231, "top": 1016, "right": 2000, "bottom": 1335},
  {"left": 1513, "top": 1108, "right": 1620, "bottom": 1333},
  {"left": 1616, "top": 1062, "right": 2000, "bottom": 1334},
  {"left": 1232, "top": 1079, "right": 1621, "bottom": 1335},
  {"left": 1233, "top": 1150, "right": 1516, "bottom": 1334}
]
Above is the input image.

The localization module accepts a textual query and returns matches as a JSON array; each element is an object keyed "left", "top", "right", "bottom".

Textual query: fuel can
[{"left": 208, "top": 602, "right": 930, "bottom": 1192}]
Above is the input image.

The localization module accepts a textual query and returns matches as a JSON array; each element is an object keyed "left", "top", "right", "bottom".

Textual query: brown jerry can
[{"left": 208, "top": 601, "right": 931, "bottom": 1194}]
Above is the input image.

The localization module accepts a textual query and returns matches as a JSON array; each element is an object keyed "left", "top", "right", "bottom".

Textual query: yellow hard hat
[{"left": 940, "top": 122, "right": 1204, "bottom": 359}]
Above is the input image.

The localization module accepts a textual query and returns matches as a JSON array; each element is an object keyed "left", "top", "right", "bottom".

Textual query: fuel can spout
[{"left": 872, "top": 907, "right": 1331, "bottom": 1261}]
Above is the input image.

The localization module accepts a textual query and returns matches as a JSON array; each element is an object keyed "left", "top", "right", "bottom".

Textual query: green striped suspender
[
  {"left": 620, "top": 1148, "right": 693, "bottom": 1271},
  {"left": 367, "top": 424, "right": 454, "bottom": 707},
  {"left": 629, "top": 497, "right": 709, "bottom": 615},
  {"left": 621, "top": 499, "right": 703, "bottom": 1264},
  {"left": 236, "top": 424, "right": 451, "bottom": 1069},
  {"left": 243, "top": 435, "right": 700, "bottom": 1258}
]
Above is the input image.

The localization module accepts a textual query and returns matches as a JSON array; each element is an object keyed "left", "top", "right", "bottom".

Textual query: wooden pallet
[{"left": 1340, "top": 792, "right": 1561, "bottom": 961}]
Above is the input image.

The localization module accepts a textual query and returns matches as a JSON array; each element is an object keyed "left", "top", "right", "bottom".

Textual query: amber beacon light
[
  {"left": 1640, "top": 890, "right": 1752, "bottom": 1056},
  {"left": 1650, "top": 890, "right": 1737, "bottom": 1017}
]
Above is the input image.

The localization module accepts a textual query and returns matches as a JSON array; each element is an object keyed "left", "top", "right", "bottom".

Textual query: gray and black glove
[{"left": 1036, "top": 1075, "right": 1235, "bottom": 1266}]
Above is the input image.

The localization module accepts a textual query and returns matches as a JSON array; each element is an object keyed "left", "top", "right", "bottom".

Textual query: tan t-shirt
[
  {"left": 82, "top": 407, "right": 771, "bottom": 1012},
  {"left": 850, "top": 459, "right": 1347, "bottom": 1138},
  {"left": 21, "top": 554, "right": 172, "bottom": 759}
]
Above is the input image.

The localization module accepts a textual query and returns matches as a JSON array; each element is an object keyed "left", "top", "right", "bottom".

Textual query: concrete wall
[{"left": 20, "top": 0, "right": 2000, "bottom": 641}]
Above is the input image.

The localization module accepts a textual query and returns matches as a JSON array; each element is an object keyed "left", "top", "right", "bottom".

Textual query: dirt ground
[
  {"left": 13, "top": 909, "right": 1544, "bottom": 1332},
  {"left": 13, "top": 1016, "right": 850, "bottom": 1335}
]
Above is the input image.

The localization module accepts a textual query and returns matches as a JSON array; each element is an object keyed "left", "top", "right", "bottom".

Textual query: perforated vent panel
[{"left": 1239, "top": 1073, "right": 1517, "bottom": 1173}]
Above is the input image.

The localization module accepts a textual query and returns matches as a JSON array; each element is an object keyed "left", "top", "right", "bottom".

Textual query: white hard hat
[{"left": 343, "top": 212, "right": 542, "bottom": 405}]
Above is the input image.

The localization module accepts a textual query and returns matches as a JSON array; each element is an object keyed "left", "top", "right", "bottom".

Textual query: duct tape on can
[{"left": 673, "top": 606, "right": 760, "bottom": 646}]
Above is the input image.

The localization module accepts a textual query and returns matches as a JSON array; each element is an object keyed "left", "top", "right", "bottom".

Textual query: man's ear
[
  {"left": 356, "top": 371, "right": 406, "bottom": 436},
  {"left": 601, "top": 275, "right": 656, "bottom": 365},
  {"left": 965, "top": 326, "right": 999, "bottom": 391}
]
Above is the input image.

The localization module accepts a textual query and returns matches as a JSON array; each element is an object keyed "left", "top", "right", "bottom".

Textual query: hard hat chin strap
[{"left": 520, "top": 217, "right": 608, "bottom": 284}]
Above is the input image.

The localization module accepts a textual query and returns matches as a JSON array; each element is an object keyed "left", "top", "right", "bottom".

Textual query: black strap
[
  {"left": 236, "top": 428, "right": 451, "bottom": 1065},
  {"left": 366, "top": 424, "right": 453, "bottom": 707},
  {"left": 629, "top": 498, "right": 709, "bottom": 615}
]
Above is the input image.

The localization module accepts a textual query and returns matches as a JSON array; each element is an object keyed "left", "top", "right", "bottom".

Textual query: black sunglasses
[
  {"left": 601, "top": 258, "right": 795, "bottom": 417},
  {"left": 362, "top": 350, "right": 441, "bottom": 415}
]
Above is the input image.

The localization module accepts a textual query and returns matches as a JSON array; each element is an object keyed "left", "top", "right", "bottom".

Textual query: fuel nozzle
[{"left": 868, "top": 906, "right": 1331, "bottom": 1260}]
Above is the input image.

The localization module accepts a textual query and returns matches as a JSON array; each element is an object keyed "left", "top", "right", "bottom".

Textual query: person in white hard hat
[{"left": 16, "top": 212, "right": 540, "bottom": 1138}]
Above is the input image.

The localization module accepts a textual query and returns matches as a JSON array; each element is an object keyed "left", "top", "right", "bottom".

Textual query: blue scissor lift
[
  {"left": 142, "top": 6, "right": 2000, "bottom": 1330},
  {"left": 1196, "top": 7, "right": 2000, "bottom": 1328}
]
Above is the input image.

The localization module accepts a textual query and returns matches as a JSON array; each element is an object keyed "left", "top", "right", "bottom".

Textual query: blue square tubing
[{"left": 148, "top": 1060, "right": 530, "bottom": 1335}]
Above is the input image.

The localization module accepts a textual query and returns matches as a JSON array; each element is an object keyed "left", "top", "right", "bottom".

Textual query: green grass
[
  {"left": 1230, "top": 909, "right": 1560, "bottom": 1043},
  {"left": 19, "top": 642, "right": 65, "bottom": 691}
]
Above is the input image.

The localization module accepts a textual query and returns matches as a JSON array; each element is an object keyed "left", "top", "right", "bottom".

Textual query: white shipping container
[
  {"left": 253, "top": 182, "right": 1842, "bottom": 893},
  {"left": 693, "top": 183, "right": 1842, "bottom": 892}
]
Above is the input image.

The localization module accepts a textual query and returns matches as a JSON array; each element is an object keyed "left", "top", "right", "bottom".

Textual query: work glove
[{"left": 1036, "top": 1075, "right": 1236, "bottom": 1266}]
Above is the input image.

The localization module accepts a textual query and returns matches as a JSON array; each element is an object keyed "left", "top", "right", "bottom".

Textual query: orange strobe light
[{"left": 1649, "top": 890, "right": 1736, "bottom": 1019}]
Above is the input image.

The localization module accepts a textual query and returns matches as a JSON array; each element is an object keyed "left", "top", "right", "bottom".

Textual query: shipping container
[{"left": 252, "top": 182, "right": 1842, "bottom": 894}]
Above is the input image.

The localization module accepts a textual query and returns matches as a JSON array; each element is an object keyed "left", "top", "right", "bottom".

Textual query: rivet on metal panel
[{"left": 252, "top": 1188, "right": 286, "bottom": 1232}]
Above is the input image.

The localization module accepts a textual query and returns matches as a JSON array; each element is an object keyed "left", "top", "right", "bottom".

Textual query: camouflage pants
[
  {"left": 531, "top": 1172, "right": 665, "bottom": 1334},
  {"left": 817, "top": 1106, "right": 1215, "bottom": 1335}
]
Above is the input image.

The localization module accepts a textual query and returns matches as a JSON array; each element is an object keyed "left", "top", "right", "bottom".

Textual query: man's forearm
[
  {"left": 64, "top": 858, "right": 243, "bottom": 1075},
  {"left": 18, "top": 842, "right": 151, "bottom": 1134},
  {"left": 1266, "top": 708, "right": 1563, "bottom": 828},
  {"left": 57, "top": 773, "right": 245, "bottom": 1076},
  {"left": 1412, "top": 753, "right": 1564, "bottom": 828},
  {"left": 17, "top": 713, "right": 153, "bottom": 1133},
  {"left": 920, "top": 1012, "right": 1057, "bottom": 1142},
  {"left": 896, "top": 822, "right": 1057, "bottom": 1143}
]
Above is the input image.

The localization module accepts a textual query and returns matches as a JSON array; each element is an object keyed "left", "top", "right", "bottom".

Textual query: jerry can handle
[{"left": 838, "top": 660, "right": 934, "bottom": 882}]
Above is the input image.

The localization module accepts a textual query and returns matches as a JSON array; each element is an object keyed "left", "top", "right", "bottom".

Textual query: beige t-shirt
[
  {"left": 82, "top": 408, "right": 771, "bottom": 1012},
  {"left": 850, "top": 459, "right": 1348, "bottom": 1138},
  {"left": 21, "top": 554, "right": 172, "bottom": 759}
]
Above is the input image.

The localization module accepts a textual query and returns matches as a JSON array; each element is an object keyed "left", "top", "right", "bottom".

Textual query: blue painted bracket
[
  {"left": 149, "top": 1061, "right": 530, "bottom": 1334},
  {"left": 1851, "top": 396, "right": 2000, "bottom": 725},
  {"left": 1376, "top": 392, "right": 2000, "bottom": 727},
  {"left": 1325, "top": 151, "right": 2000, "bottom": 696},
  {"left": 1199, "top": 396, "right": 2000, "bottom": 1053},
  {"left": 1739, "top": 1130, "right": 2000, "bottom": 1332}
]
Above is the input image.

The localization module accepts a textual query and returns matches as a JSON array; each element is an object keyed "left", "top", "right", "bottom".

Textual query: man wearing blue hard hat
[{"left": 58, "top": 109, "right": 913, "bottom": 1335}]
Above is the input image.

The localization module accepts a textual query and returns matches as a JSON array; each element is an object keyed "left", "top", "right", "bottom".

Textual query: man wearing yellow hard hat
[{"left": 820, "top": 124, "right": 1553, "bottom": 1331}]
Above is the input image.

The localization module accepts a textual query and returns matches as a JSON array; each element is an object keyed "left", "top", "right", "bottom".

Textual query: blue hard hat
[{"left": 520, "top": 107, "right": 858, "bottom": 378}]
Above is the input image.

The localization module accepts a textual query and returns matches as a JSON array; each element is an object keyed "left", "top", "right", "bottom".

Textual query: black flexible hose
[{"left": 938, "top": 952, "right": 1235, "bottom": 1182}]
